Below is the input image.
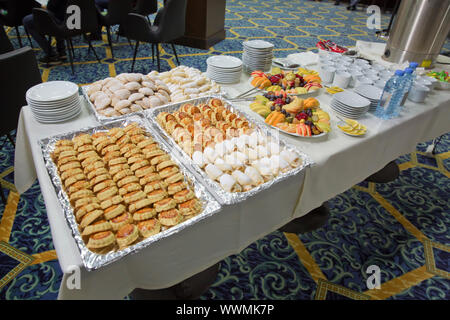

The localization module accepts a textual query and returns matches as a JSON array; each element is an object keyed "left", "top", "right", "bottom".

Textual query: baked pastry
[
  {"left": 110, "top": 212, "right": 133, "bottom": 231},
  {"left": 158, "top": 208, "right": 183, "bottom": 227},
  {"left": 137, "top": 219, "right": 161, "bottom": 238},
  {"left": 104, "top": 204, "right": 126, "bottom": 220},
  {"left": 167, "top": 181, "right": 186, "bottom": 195},
  {"left": 173, "top": 189, "right": 195, "bottom": 204},
  {"left": 116, "top": 224, "right": 139, "bottom": 249},
  {"left": 178, "top": 199, "right": 202, "bottom": 216},
  {"left": 82, "top": 220, "right": 111, "bottom": 236},
  {"left": 133, "top": 207, "right": 156, "bottom": 221},
  {"left": 154, "top": 198, "right": 177, "bottom": 212},
  {"left": 86, "top": 231, "right": 116, "bottom": 251}
]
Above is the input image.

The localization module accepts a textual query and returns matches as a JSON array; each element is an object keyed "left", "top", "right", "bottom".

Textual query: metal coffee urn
[{"left": 383, "top": 0, "right": 450, "bottom": 68}]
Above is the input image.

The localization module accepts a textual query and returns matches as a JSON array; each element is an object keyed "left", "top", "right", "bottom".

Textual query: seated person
[
  {"left": 95, "top": 0, "right": 109, "bottom": 11},
  {"left": 23, "top": 0, "right": 68, "bottom": 65}
]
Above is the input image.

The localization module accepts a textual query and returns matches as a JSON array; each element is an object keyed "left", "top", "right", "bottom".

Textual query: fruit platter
[
  {"left": 249, "top": 92, "right": 331, "bottom": 137},
  {"left": 250, "top": 67, "right": 323, "bottom": 95},
  {"left": 426, "top": 70, "right": 450, "bottom": 90}
]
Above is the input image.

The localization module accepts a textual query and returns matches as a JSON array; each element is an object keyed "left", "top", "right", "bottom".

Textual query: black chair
[
  {"left": 97, "top": 0, "right": 134, "bottom": 59},
  {"left": 0, "top": 0, "right": 38, "bottom": 48},
  {"left": 0, "top": 26, "right": 13, "bottom": 54},
  {"left": 132, "top": 0, "right": 158, "bottom": 24},
  {"left": 0, "top": 46, "right": 41, "bottom": 204},
  {"left": 124, "top": 0, "right": 187, "bottom": 72},
  {"left": 32, "top": 0, "right": 101, "bottom": 73}
]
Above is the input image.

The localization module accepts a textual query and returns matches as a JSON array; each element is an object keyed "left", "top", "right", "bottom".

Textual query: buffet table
[{"left": 14, "top": 56, "right": 450, "bottom": 299}]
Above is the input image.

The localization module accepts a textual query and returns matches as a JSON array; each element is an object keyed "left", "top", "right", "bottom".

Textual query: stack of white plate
[
  {"left": 354, "top": 85, "right": 383, "bottom": 111},
  {"left": 242, "top": 40, "right": 274, "bottom": 73},
  {"left": 206, "top": 55, "right": 243, "bottom": 84},
  {"left": 26, "top": 81, "right": 81, "bottom": 124},
  {"left": 331, "top": 91, "right": 371, "bottom": 119}
]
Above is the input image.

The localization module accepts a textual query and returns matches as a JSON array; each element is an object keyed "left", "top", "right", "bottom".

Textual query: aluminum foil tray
[
  {"left": 39, "top": 114, "right": 221, "bottom": 271},
  {"left": 145, "top": 95, "right": 314, "bottom": 205},
  {"left": 82, "top": 84, "right": 226, "bottom": 124}
]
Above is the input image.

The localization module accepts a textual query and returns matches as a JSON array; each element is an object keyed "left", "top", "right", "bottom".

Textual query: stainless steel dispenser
[{"left": 382, "top": 0, "right": 450, "bottom": 68}]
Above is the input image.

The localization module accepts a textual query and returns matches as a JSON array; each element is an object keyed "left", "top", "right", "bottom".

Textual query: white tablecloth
[{"left": 14, "top": 56, "right": 450, "bottom": 299}]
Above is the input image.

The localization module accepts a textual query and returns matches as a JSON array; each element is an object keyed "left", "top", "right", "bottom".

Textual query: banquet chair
[
  {"left": 97, "top": 0, "right": 134, "bottom": 59},
  {"left": 132, "top": 0, "right": 158, "bottom": 24},
  {"left": 32, "top": 0, "right": 102, "bottom": 74},
  {"left": 124, "top": 0, "right": 187, "bottom": 72},
  {"left": 0, "top": 25, "right": 13, "bottom": 54},
  {"left": 0, "top": 46, "right": 41, "bottom": 204},
  {"left": 0, "top": 0, "right": 38, "bottom": 48}
]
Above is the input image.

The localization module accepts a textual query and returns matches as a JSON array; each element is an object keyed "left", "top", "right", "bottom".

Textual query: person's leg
[{"left": 23, "top": 13, "right": 54, "bottom": 56}]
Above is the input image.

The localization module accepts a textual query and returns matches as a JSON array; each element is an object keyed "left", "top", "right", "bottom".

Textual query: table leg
[
  {"left": 129, "top": 262, "right": 220, "bottom": 300},
  {"left": 278, "top": 202, "right": 330, "bottom": 234},
  {"left": 364, "top": 160, "right": 399, "bottom": 183}
]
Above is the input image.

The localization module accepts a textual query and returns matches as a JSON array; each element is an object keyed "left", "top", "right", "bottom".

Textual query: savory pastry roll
[
  {"left": 154, "top": 198, "right": 177, "bottom": 212},
  {"left": 178, "top": 198, "right": 202, "bottom": 216},
  {"left": 103, "top": 204, "right": 126, "bottom": 220},
  {"left": 158, "top": 208, "right": 183, "bottom": 227},
  {"left": 97, "top": 186, "right": 119, "bottom": 201},
  {"left": 173, "top": 189, "right": 195, "bottom": 204},
  {"left": 117, "top": 175, "right": 139, "bottom": 188},
  {"left": 123, "top": 190, "right": 146, "bottom": 204},
  {"left": 110, "top": 212, "right": 133, "bottom": 231},
  {"left": 164, "top": 172, "right": 184, "bottom": 185},
  {"left": 99, "top": 194, "right": 123, "bottom": 210},
  {"left": 167, "top": 181, "right": 186, "bottom": 195},
  {"left": 86, "top": 231, "right": 116, "bottom": 250},
  {"left": 76, "top": 202, "right": 101, "bottom": 222},
  {"left": 116, "top": 224, "right": 139, "bottom": 249},
  {"left": 159, "top": 166, "right": 179, "bottom": 179},
  {"left": 133, "top": 207, "right": 156, "bottom": 221},
  {"left": 137, "top": 219, "right": 161, "bottom": 238},
  {"left": 67, "top": 181, "right": 90, "bottom": 195},
  {"left": 80, "top": 209, "right": 104, "bottom": 229},
  {"left": 139, "top": 172, "right": 161, "bottom": 185},
  {"left": 74, "top": 196, "right": 99, "bottom": 210},
  {"left": 69, "top": 188, "right": 93, "bottom": 203},
  {"left": 128, "top": 198, "right": 152, "bottom": 213},
  {"left": 82, "top": 220, "right": 111, "bottom": 237}
]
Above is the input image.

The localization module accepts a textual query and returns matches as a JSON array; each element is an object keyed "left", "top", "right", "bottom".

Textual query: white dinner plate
[
  {"left": 354, "top": 85, "right": 382, "bottom": 100},
  {"left": 207, "top": 55, "right": 243, "bottom": 69},
  {"left": 333, "top": 91, "right": 371, "bottom": 108},
  {"left": 26, "top": 81, "right": 79, "bottom": 102}
]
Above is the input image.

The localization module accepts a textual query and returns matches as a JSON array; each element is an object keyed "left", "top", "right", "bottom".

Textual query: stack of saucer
[
  {"left": 354, "top": 85, "right": 383, "bottom": 111},
  {"left": 242, "top": 40, "right": 274, "bottom": 73},
  {"left": 26, "top": 81, "right": 81, "bottom": 124},
  {"left": 331, "top": 91, "right": 371, "bottom": 119},
  {"left": 206, "top": 55, "right": 243, "bottom": 84}
]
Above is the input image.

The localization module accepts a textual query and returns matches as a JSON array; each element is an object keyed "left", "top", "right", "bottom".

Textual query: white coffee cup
[
  {"left": 321, "top": 66, "right": 336, "bottom": 83},
  {"left": 375, "top": 79, "right": 387, "bottom": 89},
  {"left": 417, "top": 76, "right": 437, "bottom": 90},
  {"left": 355, "top": 76, "right": 373, "bottom": 87},
  {"left": 349, "top": 70, "right": 363, "bottom": 87},
  {"left": 408, "top": 84, "right": 429, "bottom": 103},
  {"left": 333, "top": 71, "right": 352, "bottom": 88},
  {"left": 415, "top": 78, "right": 432, "bottom": 90}
]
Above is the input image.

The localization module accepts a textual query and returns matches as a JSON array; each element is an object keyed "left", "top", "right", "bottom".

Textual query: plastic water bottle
[
  {"left": 375, "top": 70, "right": 405, "bottom": 119},
  {"left": 399, "top": 68, "right": 414, "bottom": 107}
]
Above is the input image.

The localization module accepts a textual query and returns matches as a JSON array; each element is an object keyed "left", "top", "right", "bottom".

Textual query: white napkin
[{"left": 287, "top": 52, "right": 319, "bottom": 67}]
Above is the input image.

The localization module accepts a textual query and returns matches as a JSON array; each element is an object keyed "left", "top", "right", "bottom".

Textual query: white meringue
[{"left": 205, "top": 164, "right": 223, "bottom": 181}]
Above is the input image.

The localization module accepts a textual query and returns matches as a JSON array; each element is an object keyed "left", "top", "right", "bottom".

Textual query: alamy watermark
[
  {"left": 66, "top": 5, "right": 81, "bottom": 30},
  {"left": 366, "top": 5, "right": 382, "bottom": 30},
  {"left": 366, "top": 265, "right": 381, "bottom": 289}
]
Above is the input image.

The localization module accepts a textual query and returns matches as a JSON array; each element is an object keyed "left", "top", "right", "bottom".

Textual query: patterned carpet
[{"left": 0, "top": 0, "right": 449, "bottom": 300}]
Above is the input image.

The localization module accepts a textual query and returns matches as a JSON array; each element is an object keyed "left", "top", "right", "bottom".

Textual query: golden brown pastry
[
  {"left": 116, "top": 224, "right": 139, "bottom": 249},
  {"left": 158, "top": 208, "right": 182, "bottom": 227},
  {"left": 137, "top": 219, "right": 161, "bottom": 238},
  {"left": 133, "top": 207, "right": 156, "bottom": 221}
]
